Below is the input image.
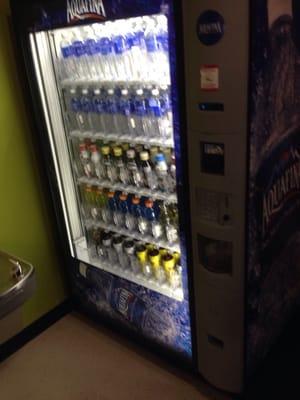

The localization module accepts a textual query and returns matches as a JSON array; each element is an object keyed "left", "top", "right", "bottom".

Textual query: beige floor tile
[{"left": 0, "top": 313, "right": 231, "bottom": 400}]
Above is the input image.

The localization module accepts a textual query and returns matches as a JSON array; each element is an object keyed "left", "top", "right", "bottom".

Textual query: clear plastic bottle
[
  {"left": 113, "top": 147, "right": 129, "bottom": 184},
  {"left": 113, "top": 235, "right": 127, "bottom": 269},
  {"left": 148, "top": 88, "right": 171, "bottom": 139},
  {"left": 129, "top": 196, "right": 142, "bottom": 232},
  {"left": 59, "top": 33, "right": 76, "bottom": 81},
  {"left": 160, "top": 202, "right": 178, "bottom": 244},
  {"left": 102, "top": 232, "right": 118, "bottom": 265},
  {"left": 89, "top": 144, "right": 103, "bottom": 179},
  {"left": 140, "top": 151, "right": 158, "bottom": 190},
  {"left": 112, "top": 21, "right": 133, "bottom": 80},
  {"left": 155, "top": 153, "right": 169, "bottom": 192},
  {"left": 136, "top": 243, "right": 152, "bottom": 278},
  {"left": 124, "top": 239, "right": 140, "bottom": 273},
  {"left": 94, "top": 24, "right": 117, "bottom": 80},
  {"left": 118, "top": 88, "right": 133, "bottom": 136},
  {"left": 127, "top": 18, "right": 148, "bottom": 81},
  {"left": 71, "top": 29, "right": 91, "bottom": 80},
  {"left": 90, "top": 88, "right": 106, "bottom": 133},
  {"left": 67, "top": 88, "right": 81, "bottom": 131},
  {"left": 144, "top": 199, "right": 163, "bottom": 239},
  {"left": 132, "top": 88, "right": 148, "bottom": 137},
  {"left": 79, "top": 143, "right": 92, "bottom": 177},
  {"left": 77, "top": 88, "right": 93, "bottom": 133},
  {"left": 126, "top": 149, "right": 143, "bottom": 187},
  {"left": 101, "top": 190, "right": 112, "bottom": 224},
  {"left": 149, "top": 248, "right": 166, "bottom": 284},
  {"left": 118, "top": 192, "right": 130, "bottom": 229},
  {"left": 168, "top": 152, "right": 177, "bottom": 193},
  {"left": 103, "top": 88, "right": 119, "bottom": 134},
  {"left": 81, "top": 26, "right": 100, "bottom": 80},
  {"left": 101, "top": 146, "right": 117, "bottom": 183}
]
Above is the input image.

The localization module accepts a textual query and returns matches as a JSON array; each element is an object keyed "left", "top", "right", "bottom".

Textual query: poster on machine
[{"left": 248, "top": 0, "right": 300, "bottom": 375}]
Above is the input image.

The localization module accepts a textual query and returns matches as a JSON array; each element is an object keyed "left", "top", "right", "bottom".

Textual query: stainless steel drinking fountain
[{"left": 0, "top": 250, "right": 35, "bottom": 344}]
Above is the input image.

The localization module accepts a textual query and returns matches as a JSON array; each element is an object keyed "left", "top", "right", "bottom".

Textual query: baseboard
[{"left": 0, "top": 299, "right": 72, "bottom": 363}]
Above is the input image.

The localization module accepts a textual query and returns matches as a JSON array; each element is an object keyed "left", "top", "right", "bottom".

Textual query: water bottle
[
  {"left": 144, "top": 199, "right": 163, "bottom": 239},
  {"left": 160, "top": 202, "right": 178, "bottom": 244},
  {"left": 77, "top": 88, "right": 93, "bottom": 133},
  {"left": 155, "top": 153, "right": 169, "bottom": 192},
  {"left": 90, "top": 89, "right": 106, "bottom": 133},
  {"left": 59, "top": 33, "right": 76, "bottom": 80},
  {"left": 101, "top": 190, "right": 112, "bottom": 224},
  {"left": 94, "top": 24, "right": 117, "bottom": 80},
  {"left": 103, "top": 88, "right": 119, "bottom": 134},
  {"left": 65, "top": 88, "right": 81, "bottom": 131},
  {"left": 156, "top": 15, "right": 170, "bottom": 83},
  {"left": 140, "top": 151, "right": 158, "bottom": 190},
  {"left": 118, "top": 88, "right": 133, "bottom": 136},
  {"left": 82, "top": 26, "right": 101, "bottom": 80},
  {"left": 126, "top": 149, "right": 143, "bottom": 187},
  {"left": 127, "top": 18, "right": 148, "bottom": 81},
  {"left": 160, "top": 85, "right": 173, "bottom": 134},
  {"left": 132, "top": 88, "right": 148, "bottom": 137},
  {"left": 112, "top": 21, "right": 133, "bottom": 80},
  {"left": 148, "top": 88, "right": 171, "bottom": 139},
  {"left": 71, "top": 29, "right": 91, "bottom": 80}
]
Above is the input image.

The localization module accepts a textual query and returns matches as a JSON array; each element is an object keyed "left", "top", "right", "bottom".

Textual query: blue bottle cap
[{"left": 155, "top": 153, "right": 166, "bottom": 162}]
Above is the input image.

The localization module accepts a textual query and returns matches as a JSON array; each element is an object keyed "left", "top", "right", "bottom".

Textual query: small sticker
[
  {"left": 200, "top": 65, "right": 219, "bottom": 91},
  {"left": 197, "top": 10, "right": 225, "bottom": 46}
]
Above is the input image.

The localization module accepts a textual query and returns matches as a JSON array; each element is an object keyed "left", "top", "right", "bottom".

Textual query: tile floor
[{"left": 0, "top": 313, "right": 231, "bottom": 400}]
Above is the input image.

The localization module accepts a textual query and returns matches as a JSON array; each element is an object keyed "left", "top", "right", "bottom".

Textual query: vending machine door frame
[{"left": 10, "top": 0, "right": 198, "bottom": 371}]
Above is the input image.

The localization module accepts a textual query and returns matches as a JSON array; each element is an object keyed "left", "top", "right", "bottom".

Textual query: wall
[{"left": 0, "top": 2, "right": 67, "bottom": 331}]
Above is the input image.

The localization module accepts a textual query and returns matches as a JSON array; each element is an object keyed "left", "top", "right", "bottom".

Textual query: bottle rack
[
  {"left": 69, "top": 130, "right": 175, "bottom": 149},
  {"left": 61, "top": 79, "right": 171, "bottom": 89},
  {"left": 85, "top": 219, "right": 181, "bottom": 253},
  {"left": 77, "top": 176, "right": 178, "bottom": 203},
  {"left": 75, "top": 238, "right": 183, "bottom": 301}
]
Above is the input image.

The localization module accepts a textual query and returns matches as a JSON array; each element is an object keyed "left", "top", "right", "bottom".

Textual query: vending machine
[{"left": 10, "top": 0, "right": 300, "bottom": 393}]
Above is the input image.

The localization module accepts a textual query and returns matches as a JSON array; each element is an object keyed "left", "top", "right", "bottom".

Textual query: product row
[
  {"left": 87, "top": 227, "right": 182, "bottom": 289},
  {"left": 74, "top": 140, "right": 177, "bottom": 194},
  {"left": 80, "top": 185, "right": 179, "bottom": 245},
  {"left": 58, "top": 15, "right": 170, "bottom": 83},
  {"left": 63, "top": 84, "right": 173, "bottom": 140}
]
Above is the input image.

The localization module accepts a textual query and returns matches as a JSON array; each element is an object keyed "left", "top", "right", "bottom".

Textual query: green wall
[{"left": 0, "top": 10, "right": 67, "bottom": 328}]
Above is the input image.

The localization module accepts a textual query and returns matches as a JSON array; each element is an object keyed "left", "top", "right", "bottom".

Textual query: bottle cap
[
  {"left": 113, "top": 235, "right": 123, "bottom": 246},
  {"left": 121, "top": 89, "right": 128, "bottom": 96},
  {"left": 173, "top": 252, "right": 181, "bottom": 265},
  {"left": 113, "top": 147, "right": 122, "bottom": 157},
  {"left": 145, "top": 199, "right": 154, "bottom": 208},
  {"left": 151, "top": 88, "right": 159, "bottom": 96},
  {"left": 155, "top": 153, "right": 166, "bottom": 162},
  {"left": 94, "top": 89, "right": 101, "bottom": 95},
  {"left": 119, "top": 193, "right": 127, "bottom": 201},
  {"left": 82, "top": 88, "right": 88, "bottom": 95},
  {"left": 70, "top": 88, "right": 76, "bottom": 94},
  {"left": 108, "top": 191, "right": 115, "bottom": 198},
  {"left": 101, "top": 146, "right": 110, "bottom": 155},
  {"left": 122, "top": 143, "right": 129, "bottom": 151},
  {"left": 96, "top": 187, "right": 103, "bottom": 195},
  {"left": 127, "top": 149, "right": 135, "bottom": 159},
  {"left": 79, "top": 143, "right": 86, "bottom": 151},
  {"left": 136, "top": 244, "right": 147, "bottom": 263},
  {"left": 85, "top": 185, "right": 92, "bottom": 192},
  {"left": 90, "top": 144, "right": 97, "bottom": 152},
  {"left": 136, "top": 89, "right": 143, "bottom": 95},
  {"left": 150, "top": 146, "right": 158, "bottom": 155},
  {"left": 108, "top": 88, "right": 114, "bottom": 95},
  {"left": 132, "top": 196, "right": 140, "bottom": 205},
  {"left": 159, "top": 248, "right": 168, "bottom": 257},
  {"left": 124, "top": 239, "right": 135, "bottom": 250},
  {"left": 148, "top": 249, "right": 160, "bottom": 268},
  {"left": 140, "top": 151, "right": 149, "bottom": 161},
  {"left": 162, "top": 253, "right": 175, "bottom": 271}
]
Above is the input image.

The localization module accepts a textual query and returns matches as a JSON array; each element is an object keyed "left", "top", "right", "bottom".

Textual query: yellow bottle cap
[
  {"left": 159, "top": 248, "right": 168, "bottom": 257},
  {"left": 101, "top": 146, "right": 110, "bottom": 155},
  {"left": 113, "top": 147, "right": 123, "bottom": 157},
  {"left": 173, "top": 252, "right": 181, "bottom": 265},
  {"left": 149, "top": 249, "right": 160, "bottom": 268},
  {"left": 162, "top": 254, "right": 175, "bottom": 271},
  {"left": 136, "top": 245, "right": 147, "bottom": 264}
]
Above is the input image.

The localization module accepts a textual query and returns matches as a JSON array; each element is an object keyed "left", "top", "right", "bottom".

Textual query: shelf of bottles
[{"left": 56, "top": 14, "right": 183, "bottom": 300}]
